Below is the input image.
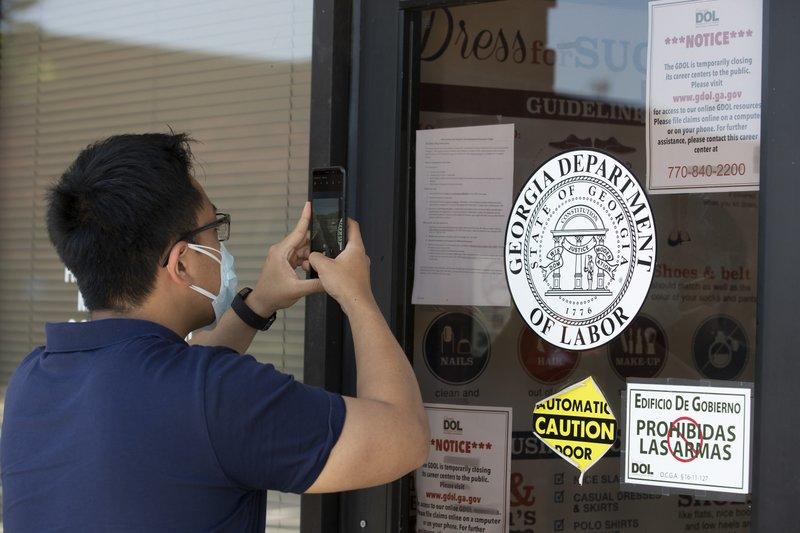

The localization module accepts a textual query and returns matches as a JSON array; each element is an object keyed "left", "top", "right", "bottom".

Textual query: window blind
[{"left": 0, "top": 1, "right": 314, "bottom": 530}]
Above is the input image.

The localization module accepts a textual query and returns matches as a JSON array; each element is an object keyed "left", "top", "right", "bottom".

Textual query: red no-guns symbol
[{"left": 666, "top": 416, "right": 704, "bottom": 463}]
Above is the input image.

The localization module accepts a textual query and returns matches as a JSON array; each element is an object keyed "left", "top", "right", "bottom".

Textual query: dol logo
[
  {"left": 443, "top": 417, "right": 463, "bottom": 434},
  {"left": 695, "top": 9, "right": 719, "bottom": 26},
  {"left": 505, "top": 149, "right": 656, "bottom": 350}
]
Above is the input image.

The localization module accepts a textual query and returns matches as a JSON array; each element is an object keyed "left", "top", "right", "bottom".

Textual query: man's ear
[{"left": 165, "top": 242, "right": 193, "bottom": 285}]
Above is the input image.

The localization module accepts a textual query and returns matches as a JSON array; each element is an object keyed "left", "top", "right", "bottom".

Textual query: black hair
[{"left": 45, "top": 128, "right": 205, "bottom": 312}]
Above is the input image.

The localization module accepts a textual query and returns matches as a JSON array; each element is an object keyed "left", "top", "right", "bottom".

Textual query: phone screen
[{"left": 311, "top": 168, "right": 345, "bottom": 265}]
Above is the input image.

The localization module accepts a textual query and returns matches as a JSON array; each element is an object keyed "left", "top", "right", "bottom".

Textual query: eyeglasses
[{"left": 160, "top": 212, "right": 231, "bottom": 267}]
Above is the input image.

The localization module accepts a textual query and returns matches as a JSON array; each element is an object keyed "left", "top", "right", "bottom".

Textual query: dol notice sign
[{"left": 623, "top": 379, "right": 752, "bottom": 498}]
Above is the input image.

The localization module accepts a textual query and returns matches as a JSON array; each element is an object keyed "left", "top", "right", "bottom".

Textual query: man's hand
[
  {"left": 308, "top": 218, "right": 375, "bottom": 315},
  {"left": 249, "top": 201, "right": 324, "bottom": 315}
]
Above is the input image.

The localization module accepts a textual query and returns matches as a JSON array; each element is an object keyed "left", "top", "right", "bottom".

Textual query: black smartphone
[{"left": 309, "top": 166, "right": 347, "bottom": 279}]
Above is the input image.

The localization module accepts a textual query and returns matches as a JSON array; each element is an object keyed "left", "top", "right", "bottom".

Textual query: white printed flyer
[
  {"left": 646, "top": 0, "right": 762, "bottom": 194},
  {"left": 412, "top": 124, "right": 514, "bottom": 307},
  {"left": 623, "top": 379, "right": 753, "bottom": 498},
  {"left": 415, "top": 403, "right": 513, "bottom": 533}
]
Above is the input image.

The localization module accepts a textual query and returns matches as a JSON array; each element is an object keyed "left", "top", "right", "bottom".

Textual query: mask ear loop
[
  {"left": 189, "top": 283, "right": 217, "bottom": 300},
  {"left": 187, "top": 243, "right": 223, "bottom": 264},
  {"left": 186, "top": 243, "right": 223, "bottom": 300}
]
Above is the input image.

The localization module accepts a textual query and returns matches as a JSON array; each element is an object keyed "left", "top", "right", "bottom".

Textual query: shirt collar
[{"left": 44, "top": 317, "right": 187, "bottom": 353}]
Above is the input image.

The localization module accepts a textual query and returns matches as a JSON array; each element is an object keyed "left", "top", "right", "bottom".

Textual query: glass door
[{"left": 402, "top": 1, "right": 757, "bottom": 531}]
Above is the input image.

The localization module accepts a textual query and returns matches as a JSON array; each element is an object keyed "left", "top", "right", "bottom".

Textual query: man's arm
[
  {"left": 190, "top": 202, "right": 322, "bottom": 353},
  {"left": 188, "top": 299, "right": 276, "bottom": 354},
  {"left": 303, "top": 219, "right": 430, "bottom": 493}
]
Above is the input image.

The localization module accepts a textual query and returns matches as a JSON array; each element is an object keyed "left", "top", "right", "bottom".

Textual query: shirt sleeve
[{"left": 203, "top": 349, "right": 347, "bottom": 493}]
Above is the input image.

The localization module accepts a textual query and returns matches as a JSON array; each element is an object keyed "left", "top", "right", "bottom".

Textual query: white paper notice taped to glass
[
  {"left": 646, "top": 0, "right": 762, "bottom": 194},
  {"left": 412, "top": 124, "right": 514, "bottom": 307},
  {"left": 415, "top": 403, "right": 513, "bottom": 533},
  {"left": 622, "top": 379, "right": 753, "bottom": 500}
]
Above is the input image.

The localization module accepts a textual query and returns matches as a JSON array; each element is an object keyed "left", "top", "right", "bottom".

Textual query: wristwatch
[{"left": 231, "top": 287, "right": 277, "bottom": 331}]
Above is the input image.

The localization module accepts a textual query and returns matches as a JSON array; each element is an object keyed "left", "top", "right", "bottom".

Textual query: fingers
[
  {"left": 292, "top": 277, "right": 324, "bottom": 297},
  {"left": 343, "top": 217, "right": 364, "bottom": 251},
  {"left": 308, "top": 251, "right": 334, "bottom": 274},
  {"left": 281, "top": 201, "right": 312, "bottom": 253},
  {"left": 289, "top": 240, "right": 311, "bottom": 269},
  {"left": 296, "top": 241, "right": 311, "bottom": 259}
]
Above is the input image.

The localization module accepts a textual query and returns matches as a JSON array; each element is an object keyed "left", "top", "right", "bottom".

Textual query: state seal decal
[{"left": 505, "top": 149, "right": 656, "bottom": 350}]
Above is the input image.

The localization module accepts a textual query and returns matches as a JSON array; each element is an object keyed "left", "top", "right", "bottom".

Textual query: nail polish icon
[{"left": 441, "top": 325, "right": 454, "bottom": 354}]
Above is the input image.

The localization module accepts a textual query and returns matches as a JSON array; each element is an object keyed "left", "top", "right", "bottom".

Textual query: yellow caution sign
[{"left": 532, "top": 376, "right": 617, "bottom": 484}]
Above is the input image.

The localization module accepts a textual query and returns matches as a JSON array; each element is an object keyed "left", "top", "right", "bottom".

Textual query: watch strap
[{"left": 231, "top": 287, "right": 277, "bottom": 331}]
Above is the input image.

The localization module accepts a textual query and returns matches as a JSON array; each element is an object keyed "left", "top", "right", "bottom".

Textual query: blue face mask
[{"left": 186, "top": 242, "right": 238, "bottom": 331}]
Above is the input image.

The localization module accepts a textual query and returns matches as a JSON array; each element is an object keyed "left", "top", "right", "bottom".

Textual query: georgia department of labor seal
[{"left": 505, "top": 149, "right": 656, "bottom": 350}]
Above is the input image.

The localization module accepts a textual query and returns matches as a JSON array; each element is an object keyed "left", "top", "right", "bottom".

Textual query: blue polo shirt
[{"left": 0, "top": 317, "right": 346, "bottom": 532}]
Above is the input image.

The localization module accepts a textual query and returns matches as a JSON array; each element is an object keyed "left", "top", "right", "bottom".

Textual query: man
[{"left": 0, "top": 132, "right": 430, "bottom": 531}]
